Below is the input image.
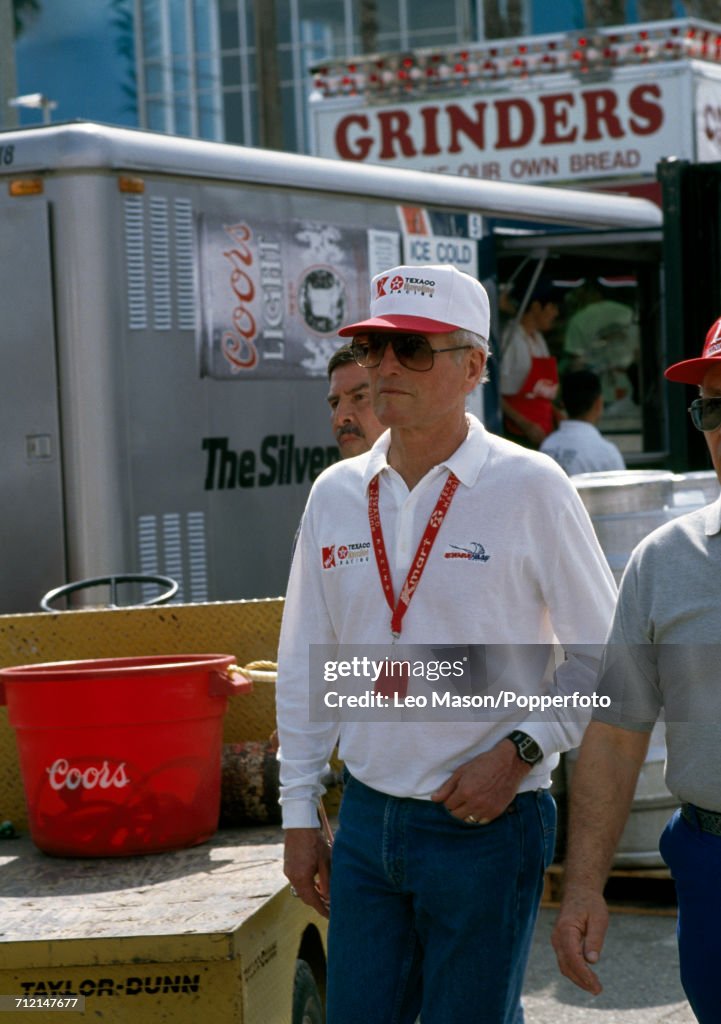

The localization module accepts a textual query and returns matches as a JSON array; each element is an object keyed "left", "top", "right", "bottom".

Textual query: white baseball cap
[{"left": 339, "top": 264, "right": 490, "bottom": 339}]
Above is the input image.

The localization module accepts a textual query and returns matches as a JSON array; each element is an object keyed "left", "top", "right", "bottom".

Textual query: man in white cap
[
  {"left": 552, "top": 317, "right": 721, "bottom": 1024},
  {"left": 277, "top": 264, "right": 616, "bottom": 1024}
]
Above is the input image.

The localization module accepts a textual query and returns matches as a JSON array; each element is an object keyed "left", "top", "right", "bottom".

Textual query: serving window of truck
[{"left": 490, "top": 222, "right": 663, "bottom": 464}]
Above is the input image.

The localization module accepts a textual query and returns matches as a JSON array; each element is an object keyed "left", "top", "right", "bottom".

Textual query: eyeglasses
[
  {"left": 350, "top": 333, "right": 472, "bottom": 372},
  {"left": 689, "top": 396, "right": 721, "bottom": 433}
]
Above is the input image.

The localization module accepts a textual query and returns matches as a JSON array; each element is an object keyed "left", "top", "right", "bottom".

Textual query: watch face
[
  {"left": 520, "top": 739, "right": 542, "bottom": 764},
  {"left": 510, "top": 731, "right": 542, "bottom": 764}
]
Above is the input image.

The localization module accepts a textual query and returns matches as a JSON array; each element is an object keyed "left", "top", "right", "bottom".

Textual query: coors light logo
[{"left": 46, "top": 758, "right": 131, "bottom": 791}]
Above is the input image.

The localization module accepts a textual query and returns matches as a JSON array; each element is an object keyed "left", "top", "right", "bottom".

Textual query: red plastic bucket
[{"left": 0, "top": 655, "right": 252, "bottom": 857}]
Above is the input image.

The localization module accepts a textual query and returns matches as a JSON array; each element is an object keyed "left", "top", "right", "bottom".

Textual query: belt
[{"left": 681, "top": 803, "right": 721, "bottom": 837}]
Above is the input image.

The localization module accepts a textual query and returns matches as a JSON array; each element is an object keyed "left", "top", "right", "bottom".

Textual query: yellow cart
[{"left": 0, "top": 600, "right": 327, "bottom": 1023}]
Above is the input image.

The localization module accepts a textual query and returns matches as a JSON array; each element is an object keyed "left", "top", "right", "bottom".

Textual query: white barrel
[
  {"left": 573, "top": 469, "right": 714, "bottom": 582},
  {"left": 572, "top": 470, "right": 675, "bottom": 582},
  {"left": 672, "top": 469, "right": 720, "bottom": 510}
]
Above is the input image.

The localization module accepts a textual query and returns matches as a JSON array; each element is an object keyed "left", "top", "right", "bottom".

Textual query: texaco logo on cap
[
  {"left": 706, "top": 318, "right": 721, "bottom": 356},
  {"left": 390, "top": 275, "right": 405, "bottom": 291}
]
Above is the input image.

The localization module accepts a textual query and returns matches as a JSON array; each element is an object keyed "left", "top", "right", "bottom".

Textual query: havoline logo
[{"left": 203, "top": 435, "right": 339, "bottom": 489}]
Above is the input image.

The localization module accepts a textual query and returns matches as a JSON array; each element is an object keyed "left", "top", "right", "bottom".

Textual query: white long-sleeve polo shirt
[{"left": 276, "top": 415, "right": 617, "bottom": 828}]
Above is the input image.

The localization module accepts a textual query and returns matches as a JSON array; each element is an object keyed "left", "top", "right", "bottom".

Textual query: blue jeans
[
  {"left": 326, "top": 775, "right": 556, "bottom": 1024},
  {"left": 660, "top": 807, "right": 721, "bottom": 1024}
]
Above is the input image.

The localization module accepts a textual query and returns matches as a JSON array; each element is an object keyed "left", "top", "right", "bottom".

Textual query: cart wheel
[
  {"left": 292, "top": 959, "right": 324, "bottom": 1024},
  {"left": 40, "top": 574, "right": 178, "bottom": 611}
]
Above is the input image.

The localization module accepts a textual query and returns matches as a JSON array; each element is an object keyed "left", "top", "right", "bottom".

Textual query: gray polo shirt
[{"left": 593, "top": 496, "right": 721, "bottom": 811}]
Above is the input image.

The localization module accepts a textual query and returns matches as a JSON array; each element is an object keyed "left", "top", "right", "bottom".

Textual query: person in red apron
[{"left": 501, "top": 278, "right": 563, "bottom": 447}]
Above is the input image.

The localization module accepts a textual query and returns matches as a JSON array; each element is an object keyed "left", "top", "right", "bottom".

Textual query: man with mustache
[{"left": 327, "top": 344, "right": 385, "bottom": 457}]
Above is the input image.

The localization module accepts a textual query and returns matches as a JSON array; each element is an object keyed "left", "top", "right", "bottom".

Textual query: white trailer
[{"left": 0, "top": 121, "right": 660, "bottom": 613}]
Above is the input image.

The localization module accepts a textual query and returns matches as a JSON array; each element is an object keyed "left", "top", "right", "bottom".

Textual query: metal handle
[{"left": 40, "top": 574, "right": 179, "bottom": 612}]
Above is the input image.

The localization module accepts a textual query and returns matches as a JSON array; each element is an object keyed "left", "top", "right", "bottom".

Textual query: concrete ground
[{"left": 523, "top": 908, "right": 696, "bottom": 1023}]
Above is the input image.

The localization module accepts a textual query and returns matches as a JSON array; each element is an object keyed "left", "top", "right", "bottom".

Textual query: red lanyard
[{"left": 368, "top": 471, "right": 460, "bottom": 639}]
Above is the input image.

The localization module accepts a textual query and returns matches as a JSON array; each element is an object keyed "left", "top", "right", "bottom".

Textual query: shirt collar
[
  {"left": 363, "top": 430, "right": 392, "bottom": 489},
  {"left": 361, "top": 414, "right": 490, "bottom": 490}
]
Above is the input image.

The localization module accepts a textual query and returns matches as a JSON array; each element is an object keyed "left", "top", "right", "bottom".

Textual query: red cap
[{"left": 665, "top": 316, "right": 721, "bottom": 385}]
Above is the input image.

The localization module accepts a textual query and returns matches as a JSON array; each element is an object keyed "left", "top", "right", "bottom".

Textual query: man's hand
[
  {"left": 550, "top": 722, "right": 649, "bottom": 996},
  {"left": 551, "top": 884, "right": 609, "bottom": 995},
  {"left": 284, "top": 827, "right": 332, "bottom": 919},
  {"left": 430, "top": 739, "right": 531, "bottom": 822}
]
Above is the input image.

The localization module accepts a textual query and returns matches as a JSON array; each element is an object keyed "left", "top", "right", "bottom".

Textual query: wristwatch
[{"left": 507, "top": 730, "right": 543, "bottom": 767}]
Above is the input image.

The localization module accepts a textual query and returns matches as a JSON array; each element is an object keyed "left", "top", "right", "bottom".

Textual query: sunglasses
[
  {"left": 688, "top": 396, "right": 721, "bottom": 433},
  {"left": 350, "top": 333, "right": 472, "bottom": 372}
]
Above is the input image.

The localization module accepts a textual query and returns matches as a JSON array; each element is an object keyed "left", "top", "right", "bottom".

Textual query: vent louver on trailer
[
  {"left": 137, "top": 512, "right": 209, "bottom": 603},
  {"left": 123, "top": 195, "right": 197, "bottom": 332},
  {"left": 150, "top": 197, "right": 172, "bottom": 331},
  {"left": 186, "top": 512, "right": 209, "bottom": 601},
  {"left": 174, "top": 198, "right": 196, "bottom": 331},
  {"left": 124, "top": 196, "right": 148, "bottom": 330}
]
